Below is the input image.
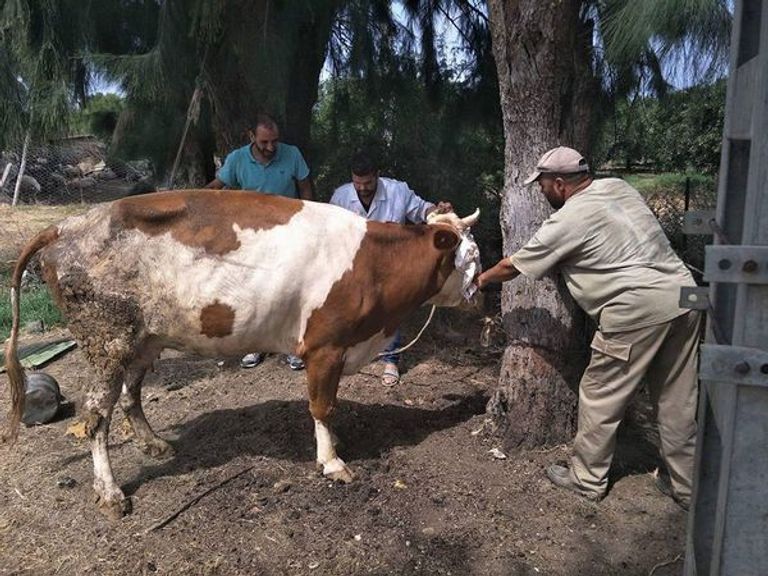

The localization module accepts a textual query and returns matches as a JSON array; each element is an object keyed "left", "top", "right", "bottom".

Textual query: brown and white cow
[{"left": 3, "top": 189, "right": 480, "bottom": 518}]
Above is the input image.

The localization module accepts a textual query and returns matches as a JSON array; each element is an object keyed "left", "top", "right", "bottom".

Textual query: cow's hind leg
[
  {"left": 84, "top": 367, "right": 132, "bottom": 519},
  {"left": 306, "top": 348, "right": 354, "bottom": 483},
  {"left": 119, "top": 363, "right": 174, "bottom": 459},
  {"left": 118, "top": 339, "right": 173, "bottom": 458}
]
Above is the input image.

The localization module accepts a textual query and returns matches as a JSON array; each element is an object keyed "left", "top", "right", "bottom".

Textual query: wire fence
[
  {"left": 645, "top": 178, "right": 717, "bottom": 281},
  {"left": 1, "top": 137, "right": 714, "bottom": 282},
  {"left": 0, "top": 136, "right": 153, "bottom": 206}
]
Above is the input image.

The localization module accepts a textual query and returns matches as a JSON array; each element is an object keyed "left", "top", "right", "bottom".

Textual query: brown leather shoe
[
  {"left": 545, "top": 464, "right": 603, "bottom": 502},
  {"left": 655, "top": 472, "right": 690, "bottom": 511}
]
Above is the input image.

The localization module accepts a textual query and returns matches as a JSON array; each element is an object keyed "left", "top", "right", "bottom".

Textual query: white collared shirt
[{"left": 329, "top": 177, "right": 434, "bottom": 224}]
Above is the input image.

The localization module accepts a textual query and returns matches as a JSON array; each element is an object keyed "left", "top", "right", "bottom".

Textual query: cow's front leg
[{"left": 305, "top": 348, "right": 354, "bottom": 483}]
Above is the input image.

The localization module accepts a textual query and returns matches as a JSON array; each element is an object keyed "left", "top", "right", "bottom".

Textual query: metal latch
[
  {"left": 704, "top": 245, "right": 768, "bottom": 284},
  {"left": 683, "top": 210, "right": 716, "bottom": 235},
  {"left": 679, "top": 286, "right": 709, "bottom": 310},
  {"left": 699, "top": 344, "right": 768, "bottom": 387}
]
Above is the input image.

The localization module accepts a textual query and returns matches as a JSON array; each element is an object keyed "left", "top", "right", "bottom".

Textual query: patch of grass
[
  {"left": 0, "top": 273, "right": 63, "bottom": 341},
  {"left": 621, "top": 172, "right": 715, "bottom": 196}
]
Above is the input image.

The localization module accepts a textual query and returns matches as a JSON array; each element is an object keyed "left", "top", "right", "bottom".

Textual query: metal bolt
[
  {"left": 734, "top": 362, "right": 750, "bottom": 375},
  {"left": 718, "top": 259, "right": 732, "bottom": 270},
  {"left": 761, "top": 364, "right": 768, "bottom": 375},
  {"left": 742, "top": 260, "right": 758, "bottom": 273}
]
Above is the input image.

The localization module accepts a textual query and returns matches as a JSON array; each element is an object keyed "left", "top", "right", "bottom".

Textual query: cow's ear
[{"left": 433, "top": 229, "right": 459, "bottom": 251}]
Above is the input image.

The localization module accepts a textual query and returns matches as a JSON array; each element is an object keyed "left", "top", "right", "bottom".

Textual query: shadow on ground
[{"left": 114, "top": 390, "right": 488, "bottom": 496}]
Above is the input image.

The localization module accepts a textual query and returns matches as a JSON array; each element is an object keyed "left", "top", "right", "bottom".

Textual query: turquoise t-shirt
[{"left": 217, "top": 142, "right": 310, "bottom": 198}]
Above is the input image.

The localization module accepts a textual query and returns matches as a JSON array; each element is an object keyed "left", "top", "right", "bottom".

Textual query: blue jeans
[{"left": 380, "top": 329, "right": 402, "bottom": 365}]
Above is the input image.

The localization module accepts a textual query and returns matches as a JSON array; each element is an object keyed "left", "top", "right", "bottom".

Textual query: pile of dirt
[{"left": 0, "top": 308, "right": 688, "bottom": 576}]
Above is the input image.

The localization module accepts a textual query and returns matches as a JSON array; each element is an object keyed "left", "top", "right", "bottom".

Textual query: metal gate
[{"left": 684, "top": 0, "right": 768, "bottom": 574}]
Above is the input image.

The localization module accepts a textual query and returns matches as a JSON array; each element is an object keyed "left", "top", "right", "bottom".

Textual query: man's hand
[{"left": 434, "top": 201, "right": 454, "bottom": 214}]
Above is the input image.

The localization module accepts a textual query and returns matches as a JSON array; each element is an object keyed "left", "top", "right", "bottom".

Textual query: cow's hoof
[
  {"left": 322, "top": 458, "right": 355, "bottom": 483},
  {"left": 97, "top": 495, "right": 132, "bottom": 520},
  {"left": 139, "top": 437, "right": 175, "bottom": 459}
]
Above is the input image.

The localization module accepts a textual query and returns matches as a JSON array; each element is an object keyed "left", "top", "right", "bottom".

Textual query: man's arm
[
  {"left": 297, "top": 177, "right": 314, "bottom": 201},
  {"left": 205, "top": 178, "right": 225, "bottom": 189},
  {"left": 476, "top": 258, "right": 521, "bottom": 290}
]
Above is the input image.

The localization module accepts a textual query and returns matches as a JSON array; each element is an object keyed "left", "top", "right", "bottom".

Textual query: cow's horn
[{"left": 460, "top": 208, "right": 480, "bottom": 228}]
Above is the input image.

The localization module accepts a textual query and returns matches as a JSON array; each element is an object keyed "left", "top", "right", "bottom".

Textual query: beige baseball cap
[{"left": 523, "top": 146, "right": 590, "bottom": 185}]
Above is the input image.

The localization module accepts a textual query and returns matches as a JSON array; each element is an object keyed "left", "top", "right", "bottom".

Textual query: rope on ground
[
  {"left": 648, "top": 552, "right": 683, "bottom": 576},
  {"left": 144, "top": 465, "right": 254, "bottom": 533}
]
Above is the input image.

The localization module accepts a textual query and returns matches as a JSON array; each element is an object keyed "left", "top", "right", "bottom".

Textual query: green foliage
[
  {"left": 311, "top": 71, "right": 504, "bottom": 264},
  {"left": 70, "top": 92, "right": 125, "bottom": 140},
  {"left": 0, "top": 277, "right": 63, "bottom": 341},
  {"left": 0, "top": 0, "right": 90, "bottom": 147},
  {"left": 623, "top": 172, "right": 715, "bottom": 196},
  {"left": 596, "top": 80, "right": 725, "bottom": 173},
  {"left": 599, "top": 0, "right": 731, "bottom": 91}
]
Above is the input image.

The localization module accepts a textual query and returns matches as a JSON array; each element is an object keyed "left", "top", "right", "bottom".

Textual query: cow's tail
[{"left": 3, "top": 226, "right": 59, "bottom": 443}]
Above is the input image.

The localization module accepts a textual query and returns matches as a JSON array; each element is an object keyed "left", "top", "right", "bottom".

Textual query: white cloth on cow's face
[
  {"left": 456, "top": 231, "right": 481, "bottom": 301},
  {"left": 330, "top": 177, "right": 434, "bottom": 224}
]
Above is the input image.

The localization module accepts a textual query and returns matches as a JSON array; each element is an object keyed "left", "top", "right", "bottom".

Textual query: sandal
[{"left": 382, "top": 363, "right": 400, "bottom": 387}]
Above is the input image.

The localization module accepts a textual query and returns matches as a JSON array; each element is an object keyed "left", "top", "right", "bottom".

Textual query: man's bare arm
[
  {"left": 476, "top": 258, "right": 521, "bottom": 290},
  {"left": 297, "top": 177, "right": 314, "bottom": 201},
  {"left": 205, "top": 178, "right": 225, "bottom": 189}
]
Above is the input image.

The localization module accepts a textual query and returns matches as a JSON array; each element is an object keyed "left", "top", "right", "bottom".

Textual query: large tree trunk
[
  {"left": 486, "top": 0, "right": 596, "bottom": 448},
  {"left": 206, "top": 0, "right": 339, "bottom": 155}
]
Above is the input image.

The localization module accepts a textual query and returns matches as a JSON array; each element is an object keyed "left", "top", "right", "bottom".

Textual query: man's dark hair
[
  {"left": 254, "top": 113, "right": 278, "bottom": 131},
  {"left": 350, "top": 151, "right": 378, "bottom": 176}
]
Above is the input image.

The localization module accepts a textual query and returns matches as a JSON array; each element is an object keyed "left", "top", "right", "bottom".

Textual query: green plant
[{"left": 0, "top": 274, "right": 63, "bottom": 341}]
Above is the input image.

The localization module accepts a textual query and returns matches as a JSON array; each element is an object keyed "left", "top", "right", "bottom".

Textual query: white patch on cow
[
  {"left": 342, "top": 330, "right": 395, "bottom": 374},
  {"left": 67, "top": 201, "right": 369, "bottom": 357},
  {"left": 314, "top": 418, "right": 352, "bottom": 481},
  {"left": 228, "top": 202, "right": 368, "bottom": 349},
  {"left": 427, "top": 269, "right": 463, "bottom": 307},
  {"left": 314, "top": 418, "right": 337, "bottom": 465}
]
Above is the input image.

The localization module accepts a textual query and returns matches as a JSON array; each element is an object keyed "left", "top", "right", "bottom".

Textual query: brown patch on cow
[
  {"left": 301, "top": 222, "right": 456, "bottom": 355},
  {"left": 110, "top": 189, "right": 304, "bottom": 256},
  {"left": 199, "top": 300, "right": 235, "bottom": 338},
  {"left": 433, "top": 228, "right": 459, "bottom": 251}
]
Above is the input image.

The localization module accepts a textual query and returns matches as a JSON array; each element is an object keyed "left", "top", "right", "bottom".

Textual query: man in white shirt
[{"left": 330, "top": 151, "right": 452, "bottom": 386}]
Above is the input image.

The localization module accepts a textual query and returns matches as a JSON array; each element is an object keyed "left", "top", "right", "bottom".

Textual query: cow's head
[{"left": 426, "top": 209, "right": 482, "bottom": 307}]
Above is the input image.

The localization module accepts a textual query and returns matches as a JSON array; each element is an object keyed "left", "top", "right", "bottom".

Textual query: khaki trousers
[{"left": 569, "top": 310, "right": 702, "bottom": 500}]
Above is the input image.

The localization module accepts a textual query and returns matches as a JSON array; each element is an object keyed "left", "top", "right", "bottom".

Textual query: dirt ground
[
  {"left": 1, "top": 203, "right": 688, "bottom": 576},
  {"left": 0, "top": 312, "right": 687, "bottom": 576}
]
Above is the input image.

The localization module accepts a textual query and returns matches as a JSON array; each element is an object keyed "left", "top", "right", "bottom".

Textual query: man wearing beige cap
[{"left": 477, "top": 146, "right": 701, "bottom": 510}]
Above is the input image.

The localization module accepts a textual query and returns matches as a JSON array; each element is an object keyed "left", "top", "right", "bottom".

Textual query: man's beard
[{"left": 255, "top": 144, "right": 275, "bottom": 159}]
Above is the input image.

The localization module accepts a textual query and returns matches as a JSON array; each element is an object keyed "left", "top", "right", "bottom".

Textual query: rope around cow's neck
[{"left": 376, "top": 304, "right": 437, "bottom": 357}]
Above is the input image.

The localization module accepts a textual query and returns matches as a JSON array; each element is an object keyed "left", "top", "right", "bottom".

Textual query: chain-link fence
[
  {"left": 0, "top": 136, "right": 153, "bottom": 206},
  {"left": 645, "top": 178, "right": 717, "bottom": 282}
]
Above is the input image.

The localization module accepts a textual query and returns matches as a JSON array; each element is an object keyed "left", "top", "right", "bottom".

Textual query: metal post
[
  {"left": 11, "top": 130, "right": 31, "bottom": 207},
  {"left": 684, "top": 0, "right": 768, "bottom": 573}
]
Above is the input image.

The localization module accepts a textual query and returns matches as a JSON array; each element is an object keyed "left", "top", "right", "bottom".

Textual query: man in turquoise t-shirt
[
  {"left": 206, "top": 113, "right": 313, "bottom": 200},
  {"left": 206, "top": 113, "right": 313, "bottom": 370}
]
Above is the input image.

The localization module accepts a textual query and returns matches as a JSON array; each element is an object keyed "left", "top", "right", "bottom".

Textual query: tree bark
[
  {"left": 486, "top": 0, "right": 596, "bottom": 448},
  {"left": 206, "top": 0, "right": 339, "bottom": 155}
]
